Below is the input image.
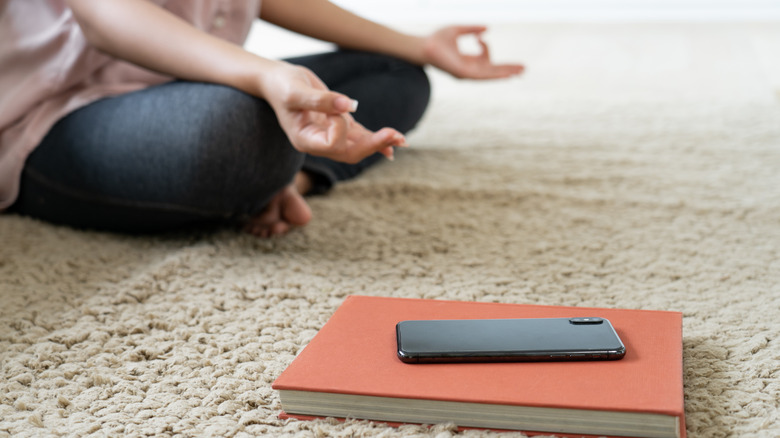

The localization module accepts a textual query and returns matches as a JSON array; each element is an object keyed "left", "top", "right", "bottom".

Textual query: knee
[
  {"left": 366, "top": 56, "right": 432, "bottom": 133},
  {"left": 391, "top": 61, "right": 431, "bottom": 133},
  {"left": 178, "top": 84, "right": 304, "bottom": 214},
  {"left": 403, "top": 62, "right": 431, "bottom": 119},
  {"left": 208, "top": 122, "right": 303, "bottom": 215},
  {"left": 209, "top": 137, "right": 304, "bottom": 217},
  {"left": 407, "top": 62, "right": 431, "bottom": 100},
  {"left": 383, "top": 55, "right": 430, "bottom": 107}
]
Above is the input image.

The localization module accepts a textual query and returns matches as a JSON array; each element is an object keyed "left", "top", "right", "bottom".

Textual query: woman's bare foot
[{"left": 244, "top": 174, "right": 313, "bottom": 238}]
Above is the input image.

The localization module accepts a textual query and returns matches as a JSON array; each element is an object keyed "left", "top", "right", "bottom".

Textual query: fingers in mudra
[
  {"left": 293, "top": 111, "right": 406, "bottom": 164},
  {"left": 267, "top": 63, "right": 407, "bottom": 163},
  {"left": 424, "top": 25, "right": 524, "bottom": 80}
]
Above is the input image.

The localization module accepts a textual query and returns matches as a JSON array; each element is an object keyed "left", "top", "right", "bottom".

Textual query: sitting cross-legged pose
[{"left": 0, "top": 0, "right": 523, "bottom": 237}]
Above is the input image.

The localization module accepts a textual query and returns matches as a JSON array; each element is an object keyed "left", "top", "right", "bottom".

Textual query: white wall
[
  {"left": 246, "top": 0, "right": 780, "bottom": 59},
  {"left": 331, "top": 0, "right": 780, "bottom": 23}
]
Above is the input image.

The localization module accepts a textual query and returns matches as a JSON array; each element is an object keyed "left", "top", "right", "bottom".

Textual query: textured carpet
[{"left": 2, "top": 23, "right": 779, "bottom": 437}]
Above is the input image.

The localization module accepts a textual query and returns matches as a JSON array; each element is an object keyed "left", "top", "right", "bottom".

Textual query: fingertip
[
  {"left": 335, "top": 95, "right": 359, "bottom": 113},
  {"left": 377, "top": 127, "right": 406, "bottom": 144},
  {"left": 463, "top": 24, "right": 487, "bottom": 32},
  {"left": 450, "top": 25, "right": 487, "bottom": 37}
]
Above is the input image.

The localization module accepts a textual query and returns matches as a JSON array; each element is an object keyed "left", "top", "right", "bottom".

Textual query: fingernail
[{"left": 335, "top": 96, "right": 358, "bottom": 112}]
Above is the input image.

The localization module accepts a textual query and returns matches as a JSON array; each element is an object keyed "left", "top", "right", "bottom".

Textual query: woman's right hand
[
  {"left": 261, "top": 62, "right": 407, "bottom": 164},
  {"left": 68, "top": 0, "right": 406, "bottom": 165}
]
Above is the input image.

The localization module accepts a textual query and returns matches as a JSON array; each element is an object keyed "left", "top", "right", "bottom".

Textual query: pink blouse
[{"left": 0, "top": 0, "right": 261, "bottom": 210}]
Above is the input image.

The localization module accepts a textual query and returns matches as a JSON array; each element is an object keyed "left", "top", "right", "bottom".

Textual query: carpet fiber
[{"left": 2, "top": 23, "right": 779, "bottom": 437}]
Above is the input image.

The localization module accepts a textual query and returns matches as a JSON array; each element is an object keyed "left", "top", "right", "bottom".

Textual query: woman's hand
[
  {"left": 423, "top": 26, "right": 524, "bottom": 80},
  {"left": 261, "top": 62, "right": 407, "bottom": 164}
]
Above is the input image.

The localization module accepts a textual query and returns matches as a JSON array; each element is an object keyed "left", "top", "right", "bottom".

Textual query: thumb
[{"left": 292, "top": 89, "right": 358, "bottom": 114}]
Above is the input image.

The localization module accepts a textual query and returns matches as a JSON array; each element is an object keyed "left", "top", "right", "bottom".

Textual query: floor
[{"left": 3, "top": 20, "right": 780, "bottom": 438}]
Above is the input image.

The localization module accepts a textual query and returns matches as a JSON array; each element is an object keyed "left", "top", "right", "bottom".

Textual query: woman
[{"left": 0, "top": 0, "right": 523, "bottom": 237}]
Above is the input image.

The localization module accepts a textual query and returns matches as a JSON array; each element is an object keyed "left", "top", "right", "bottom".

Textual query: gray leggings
[{"left": 11, "top": 51, "right": 430, "bottom": 233}]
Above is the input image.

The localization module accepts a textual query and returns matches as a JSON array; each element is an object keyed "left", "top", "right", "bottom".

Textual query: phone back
[{"left": 396, "top": 317, "right": 626, "bottom": 363}]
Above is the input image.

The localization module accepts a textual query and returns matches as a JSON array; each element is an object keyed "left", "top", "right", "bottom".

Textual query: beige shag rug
[{"left": 1, "top": 23, "right": 779, "bottom": 437}]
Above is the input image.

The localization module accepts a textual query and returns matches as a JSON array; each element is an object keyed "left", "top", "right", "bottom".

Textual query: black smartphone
[{"left": 396, "top": 317, "right": 626, "bottom": 364}]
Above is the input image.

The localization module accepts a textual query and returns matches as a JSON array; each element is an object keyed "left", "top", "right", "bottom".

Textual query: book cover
[{"left": 272, "top": 295, "right": 685, "bottom": 438}]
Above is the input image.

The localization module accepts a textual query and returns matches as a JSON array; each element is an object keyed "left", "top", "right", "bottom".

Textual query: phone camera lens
[{"left": 569, "top": 317, "right": 604, "bottom": 325}]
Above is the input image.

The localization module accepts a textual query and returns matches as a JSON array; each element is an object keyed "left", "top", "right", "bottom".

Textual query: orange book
[{"left": 273, "top": 296, "right": 685, "bottom": 438}]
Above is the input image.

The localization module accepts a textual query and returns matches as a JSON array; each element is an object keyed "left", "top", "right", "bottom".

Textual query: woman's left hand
[{"left": 423, "top": 26, "right": 524, "bottom": 80}]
